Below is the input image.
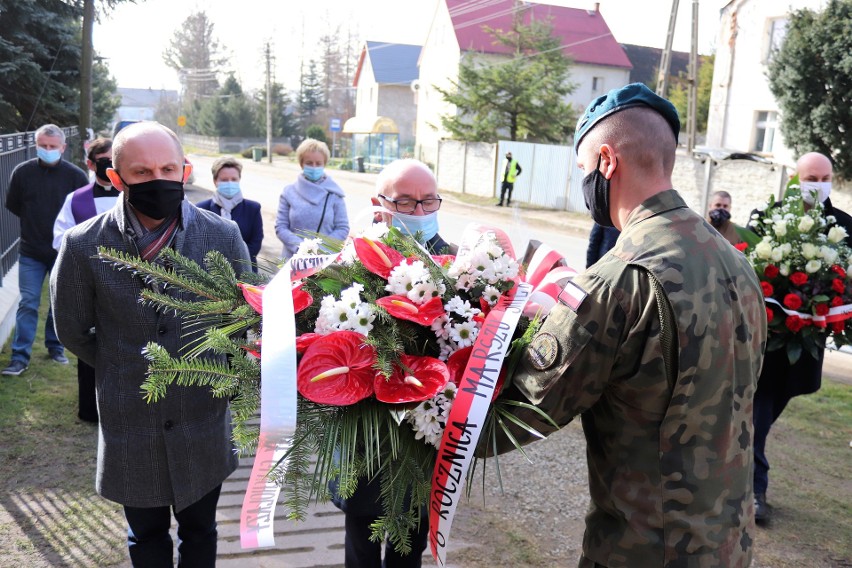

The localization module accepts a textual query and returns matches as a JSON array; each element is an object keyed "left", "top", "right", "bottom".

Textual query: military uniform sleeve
[{"left": 489, "top": 266, "right": 654, "bottom": 455}]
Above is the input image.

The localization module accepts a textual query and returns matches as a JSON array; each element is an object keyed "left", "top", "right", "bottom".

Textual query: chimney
[{"left": 588, "top": 2, "right": 600, "bottom": 15}]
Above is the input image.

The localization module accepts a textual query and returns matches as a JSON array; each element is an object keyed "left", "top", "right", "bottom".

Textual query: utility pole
[
  {"left": 265, "top": 42, "right": 273, "bottom": 164},
  {"left": 686, "top": 0, "right": 699, "bottom": 152},
  {"left": 656, "top": 0, "right": 680, "bottom": 97}
]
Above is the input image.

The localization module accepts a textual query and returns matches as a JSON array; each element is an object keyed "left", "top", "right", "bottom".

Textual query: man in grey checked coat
[{"left": 50, "top": 122, "right": 250, "bottom": 567}]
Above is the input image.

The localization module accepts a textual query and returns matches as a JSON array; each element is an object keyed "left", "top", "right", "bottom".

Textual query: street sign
[
  {"left": 177, "top": 115, "right": 187, "bottom": 127},
  {"left": 329, "top": 118, "right": 341, "bottom": 132}
]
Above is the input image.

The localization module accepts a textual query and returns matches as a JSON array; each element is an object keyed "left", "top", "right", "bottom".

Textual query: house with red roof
[{"left": 415, "top": 0, "right": 632, "bottom": 165}]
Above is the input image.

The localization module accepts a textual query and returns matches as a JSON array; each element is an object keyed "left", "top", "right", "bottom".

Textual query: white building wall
[
  {"left": 568, "top": 65, "right": 632, "bottom": 109},
  {"left": 377, "top": 86, "right": 417, "bottom": 149},
  {"left": 355, "top": 59, "right": 380, "bottom": 118},
  {"left": 706, "top": 0, "right": 829, "bottom": 167}
]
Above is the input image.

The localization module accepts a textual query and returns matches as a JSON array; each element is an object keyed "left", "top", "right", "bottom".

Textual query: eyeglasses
[{"left": 379, "top": 194, "right": 442, "bottom": 214}]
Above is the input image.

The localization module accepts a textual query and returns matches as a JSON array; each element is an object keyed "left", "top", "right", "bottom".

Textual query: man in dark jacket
[
  {"left": 751, "top": 151, "right": 852, "bottom": 524},
  {"left": 497, "top": 151, "right": 522, "bottom": 207},
  {"left": 585, "top": 222, "right": 620, "bottom": 268},
  {"left": 341, "top": 159, "right": 449, "bottom": 567},
  {"left": 3, "top": 124, "right": 88, "bottom": 376},
  {"left": 50, "top": 122, "right": 250, "bottom": 567}
]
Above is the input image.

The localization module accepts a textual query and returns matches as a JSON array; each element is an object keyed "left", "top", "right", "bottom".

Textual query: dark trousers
[
  {"left": 344, "top": 512, "right": 429, "bottom": 568},
  {"left": 77, "top": 359, "right": 98, "bottom": 423},
  {"left": 499, "top": 181, "right": 514, "bottom": 205},
  {"left": 124, "top": 484, "right": 221, "bottom": 568},
  {"left": 753, "top": 348, "right": 823, "bottom": 495}
]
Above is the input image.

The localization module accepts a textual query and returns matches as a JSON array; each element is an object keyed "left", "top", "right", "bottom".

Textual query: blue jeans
[
  {"left": 124, "top": 484, "right": 221, "bottom": 567},
  {"left": 10, "top": 254, "right": 62, "bottom": 364}
]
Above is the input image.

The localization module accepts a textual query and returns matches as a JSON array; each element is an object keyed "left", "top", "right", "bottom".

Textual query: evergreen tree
[
  {"left": 435, "top": 17, "right": 576, "bottom": 143},
  {"left": 0, "top": 0, "right": 83, "bottom": 132},
  {"left": 298, "top": 60, "right": 325, "bottom": 128},
  {"left": 91, "top": 58, "right": 121, "bottom": 134},
  {"left": 668, "top": 54, "right": 714, "bottom": 134},
  {"left": 767, "top": 0, "right": 852, "bottom": 179},
  {"left": 254, "top": 81, "right": 296, "bottom": 138},
  {"left": 162, "top": 11, "right": 228, "bottom": 105}
]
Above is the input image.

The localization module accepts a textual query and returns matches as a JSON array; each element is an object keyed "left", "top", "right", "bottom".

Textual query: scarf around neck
[{"left": 212, "top": 190, "right": 244, "bottom": 220}]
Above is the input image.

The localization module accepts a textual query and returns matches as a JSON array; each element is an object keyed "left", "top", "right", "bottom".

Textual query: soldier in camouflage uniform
[{"left": 493, "top": 83, "right": 767, "bottom": 567}]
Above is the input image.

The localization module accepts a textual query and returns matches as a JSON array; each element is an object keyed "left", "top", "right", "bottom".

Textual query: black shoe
[
  {"left": 2, "top": 360, "right": 28, "bottom": 376},
  {"left": 49, "top": 350, "right": 69, "bottom": 365},
  {"left": 754, "top": 493, "right": 770, "bottom": 524},
  {"left": 496, "top": 202, "right": 503, "bottom": 207}
]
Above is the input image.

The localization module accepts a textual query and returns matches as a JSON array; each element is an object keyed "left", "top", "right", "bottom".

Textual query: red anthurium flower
[
  {"left": 374, "top": 354, "right": 449, "bottom": 403},
  {"left": 734, "top": 242, "right": 748, "bottom": 252},
  {"left": 353, "top": 237, "right": 406, "bottom": 279},
  {"left": 238, "top": 283, "right": 264, "bottom": 314},
  {"left": 446, "top": 346, "right": 473, "bottom": 386},
  {"left": 783, "top": 293, "right": 803, "bottom": 311},
  {"left": 789, "top": 272, "right": 808, "bottom": 286},
  {"left": 292, "top": 283, "right": 313, "bottom": 314},
  {"left": 479, "top": 297, "right": 492, "bottom": 316},
  {"left": 297, "top": 331, "right": 376, "bottom": 405},
  {"left": 431, "top": 254, "right": 455, "bottom": 268},
  {"left": 832, "top": 278, "right": 846, "bottom": 294},
  {"left": 760, "top": 281, "right": 774, "bottom": 297},
  {"left": 764, "top": 265, "right": 779, "bottom": 279},
  {"left": 814, "top": 303, "right": 829, "bottom": 316},
  {"left": 376, "top": 295, "right": 445, "bottom": 326},
  {"left": 296, "top": 332, "right": 322, "bottom": 354}
]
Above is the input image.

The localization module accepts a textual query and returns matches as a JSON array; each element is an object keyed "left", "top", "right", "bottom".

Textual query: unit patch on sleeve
[{"left": 528, "top": 332, "right": 560, "bottom": 370}]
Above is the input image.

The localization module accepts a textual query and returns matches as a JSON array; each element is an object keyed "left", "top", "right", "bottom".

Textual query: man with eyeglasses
[
  {"left": 334, "top": 159, "right": 449, "bottom": 568},
  {"left": 372, "top": 158, "right": 453, "bottom": 254}
]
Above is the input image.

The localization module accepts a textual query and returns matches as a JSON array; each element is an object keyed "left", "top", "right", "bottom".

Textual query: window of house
[
  {"left": 592, "top": 76, "right": 605, "bottom": 94},
  {"left": 753, "top": 111, "right": 779, "bottom": 154},
  {"left": 763, "top": 17, "right": 788, "bottom": 63}
]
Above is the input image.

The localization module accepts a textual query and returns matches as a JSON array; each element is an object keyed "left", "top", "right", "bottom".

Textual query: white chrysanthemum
[
  {"left": 385, "top": 261, "right": 418, "bottom": 295},
  {"left": 445, "top": 296, "right": 471, "bottom": 316},
  {"left": 340, "top": 282, "right": 365, "bottom": 309},
  {"left": 407, "top": 280, "right": 440, "bottom": 304},
  {"left": 449, "top": 320, "right": 478, "bottom": 347},
  {"left": 798, "top": 215, "right": 815, "bottom": 232},
  {"left": 801, "top": 243, "right": 818, "bottom": 259},
  {"left": 455, "top": 272, "right": 475, "bottom": 292},
  {"left": 805, "top": 259, "right": 822, "bottom": 273},
  {"left": 483, "top": 285, "right": 502, "bottom": 306},
  {"left": 406, "top": 383, "right": 457, "bottom": 448},
  {"left": 773, "top": 222, "right": 787, "bottom": 237},
  {"left": 314, "top": 285, "right": 375, "bottom": 335},
  {"left": 294, "top": 238, "right": 324, "bottom": 256},
  {"left": 828, "top": 226, "right": 849, "bottom": 244},
  {"left": 431, "top": 314, "right": 450, "bottom": 340}
]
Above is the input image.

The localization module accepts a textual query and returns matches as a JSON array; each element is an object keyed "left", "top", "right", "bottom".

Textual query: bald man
[
  {"left": 492, "top": 84, "right": 766, "bottom": 567},
  {"left": 50, "top": 122, "right": 250, "bottom": 567},
  {"left": 750, "top": 151, "right": 852, "bottom": 524}
]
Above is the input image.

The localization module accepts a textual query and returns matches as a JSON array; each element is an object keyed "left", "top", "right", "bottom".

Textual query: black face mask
[
  {"left": 708, "top": 207, "right": 732, "bottom": 228},
  {"left": 582, "top": 154, "right": 614, "bottom": 227},
  {"left": 95, "top": 159, "right": 112, "bottom": 183},
  {"left": 120, "top": 177, "right": 184, "bottom": 220}
]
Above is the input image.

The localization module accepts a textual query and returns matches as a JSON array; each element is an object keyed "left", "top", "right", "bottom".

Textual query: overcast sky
[{"left": 94, "top": 0, "right": 721, "bottom": 93}]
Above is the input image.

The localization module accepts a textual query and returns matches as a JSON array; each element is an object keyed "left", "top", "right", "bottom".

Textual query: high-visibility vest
[{"left": 504, "top": 158, "right": 519, "bottom": 183}]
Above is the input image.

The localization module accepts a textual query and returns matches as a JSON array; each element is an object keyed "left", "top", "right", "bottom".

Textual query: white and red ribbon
[{"left": 766, "top": 297, "right": 852, "bottom": 326}]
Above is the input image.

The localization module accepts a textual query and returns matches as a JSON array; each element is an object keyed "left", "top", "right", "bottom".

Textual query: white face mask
[{"left": 800, "top": 181, "right": 831, "bottom": 205}]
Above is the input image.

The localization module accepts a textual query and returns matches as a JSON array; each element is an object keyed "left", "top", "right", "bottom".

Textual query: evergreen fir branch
[
  {"left": 98, "top": 247, "right": 221, "bottom": 301},
  {"left": 141, "top": 343, "right": 240, "bottom": 403},
  {"left": 139, "top": 292, "right": 236, "bottom": 316},
  {"left": 156, "top": 247, "right": 232, "bottom": 296}
]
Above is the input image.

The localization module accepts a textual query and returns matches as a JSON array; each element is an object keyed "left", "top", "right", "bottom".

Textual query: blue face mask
[
  {"left": 37, "top": 147, "right": 62, "bottom": 164},
  {"left": 217, "top": 181, "right": 241, "bottom": 199},
  {"left": 303, "top": 166, "right": 325, "bottom": 182},
  {"left": 391, "top": 211, "right": 439, "bottom": 243}
]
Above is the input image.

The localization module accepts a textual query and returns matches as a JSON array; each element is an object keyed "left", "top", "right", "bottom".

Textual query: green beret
[{"left": 574, "top": 82, "right": 680, "bottom": 152}]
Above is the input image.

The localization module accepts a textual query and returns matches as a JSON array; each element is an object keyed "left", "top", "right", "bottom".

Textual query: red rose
[
  {"left": 764, "top": 265, "right": 780, "bottom": 279},
  {"left": 765, "top": 306, "right": 774, "bottom": 322},
  {"left": 734, "top": 242, "right": 749, "bottom": 252},
  {"left": 832, "top": 278, "right": 845, "bottom": 294},
  {"left": 789, "top": 272, "right": 808, "bottom": 286},
  {"left": 831, "top": 321, "right": 845, "bottom": 334},
  {"left": 831, "top": 296, "right": 844, "bottom": 307},
  {"left": 760, "top": 281, "right": 774, "bottom": 297},
  {"left": 783, "top": 293, "right": 803, "bottom": 311},
  {"left": 814, "top": 303, "right": 829, "bottom": 316},
  {"left": 831, "top": 265, "right": 847, "bottom": 279},
  {"left": 785, "top": 315, "right": 805, "bottom": 333}
]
